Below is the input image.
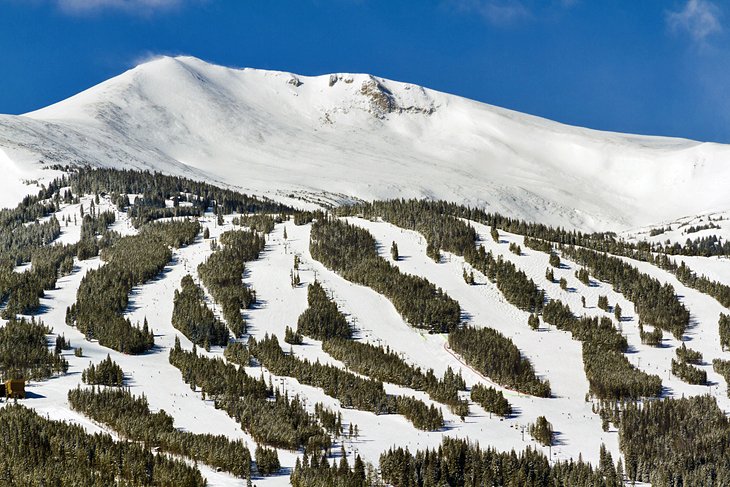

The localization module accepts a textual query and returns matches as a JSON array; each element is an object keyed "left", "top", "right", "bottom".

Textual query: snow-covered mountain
[{"left": 1, "top": 55, "right": 728, "bottom": 230}]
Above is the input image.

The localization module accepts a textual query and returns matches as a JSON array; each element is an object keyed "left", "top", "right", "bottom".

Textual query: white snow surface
[{"left": 0, "top": 55, "right": 729, "bottom": 230}]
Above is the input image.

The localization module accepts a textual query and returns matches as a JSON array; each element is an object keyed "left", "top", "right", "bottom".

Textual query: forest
[
  {"left": 0, "top": 404, "right": 205, "bottom": 486},
  {"left": 0, "top": 317, "right": 67, "bottom": 381},
  {"left": 560, "top": 245, "right": 689, "bottom": 338},
  {"left": 69, "top": 386, "right": 253, "bottom": 479},
  {"left": 0, "top": 210, "right": 116, "bottom": 318},
  {"left": 310, "top": 216, "right": 461, "bottom": 332},
  {"left": 172, "top": 274, "right": 230, "bottom": 347},
  {"left": 339, "top": 199, "right": 545, "bottom": 313},
  {"left": 618, "top": 395, "right": 730, "bottom": 485},
  {"left": 197, "top": 228, "right": 266, "bottom": 337},
  {"left": 0, "top": 169, "right": 727, "bottom": 485},
  {"left": 299, "top": 279, "right": 468, "bottom": 416},
  {"left": 448, "top": 325, "right": 551, "bottom": 397},
  {"left": 70, "top": 167, "right": 292, "bottom": 217},
  {"left": 67, "top": 219, "right": 200, "bottom": 353},
  {"left": 249, "top": 334, "right": 444, "bottom": 431},
  {"left": 378, "top": 437, "right": 621, "bottom": 487},
  {"left": 169, "top": 339, "right": 330, "bottom": 451},
  {"left": 542, "top": 299, "right": 662, "bottom": 400},
  {"left": 323, "top": 338, "right": 468, "bottom": 417}
]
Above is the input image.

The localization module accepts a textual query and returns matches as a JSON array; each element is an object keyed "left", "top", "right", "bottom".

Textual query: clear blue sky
[{"left": 1, "top": 0, "right": 729, "bottom": 142}]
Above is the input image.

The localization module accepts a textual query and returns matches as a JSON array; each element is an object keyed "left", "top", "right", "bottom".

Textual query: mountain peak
[{"left": 3, "top": 57, "right": 730, "bottom": 231}]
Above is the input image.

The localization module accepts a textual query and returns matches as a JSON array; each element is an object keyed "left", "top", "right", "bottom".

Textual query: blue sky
[{"left": 1, "top": 0, "right": 729, "bottom": 142}]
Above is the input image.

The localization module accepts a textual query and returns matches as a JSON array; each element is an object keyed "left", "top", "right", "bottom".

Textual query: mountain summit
[{"left": 1, "top": 55, "right": 728, "bottom": 230}]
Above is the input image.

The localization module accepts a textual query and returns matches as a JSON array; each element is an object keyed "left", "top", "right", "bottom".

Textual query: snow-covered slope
[{"left": 1, "top": 55, "right": 729, "bottom": 230}]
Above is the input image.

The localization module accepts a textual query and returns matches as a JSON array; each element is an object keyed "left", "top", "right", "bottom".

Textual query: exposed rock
[{"left": 359, "top": 77, "right": 436, "bottom": 118}]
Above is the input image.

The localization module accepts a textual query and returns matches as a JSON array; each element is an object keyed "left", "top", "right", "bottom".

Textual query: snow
[
  {"left": 1, "top": 56, "right": 730, "bottom": 230},
  {"left": 0, "top": 56, "right": 729, "bottom": 484}
]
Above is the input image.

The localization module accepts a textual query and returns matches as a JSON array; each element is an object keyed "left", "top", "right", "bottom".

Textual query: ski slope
[{"left": 3, "top": 188, "right": 727, "bottom": 485}]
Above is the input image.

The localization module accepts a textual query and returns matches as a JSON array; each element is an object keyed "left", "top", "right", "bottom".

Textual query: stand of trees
[
  {"left": 466, "top": 246, "right": 546, "bottom": 313},
  {"left": 172, "top": 274, "right": 229, "bottom": 347},
  {"left": 542, "top": 300, "right": 662, "bottom": 400},
  {"left": 297, "top": 281, "right": 352, "bottom": 340},
  {"left": 470, "top": 384, "right": 511, "bottom": 417},
  {"left": 379, "top": 437, "right": 621, "bottom": 487},
  {"left": 0, "top": 211, "right": 117, "bottom": 318},
  {"left": 291, "top": 450, "right": 375, "bottom": 487},
  {"left": 448, "top": 326, "right": 551, "bottom": 397},
  {"left": 523, "top": 236, "right": 553, "bottom": 253},
  {"left": 0, "top": 404, "right": 205, "bottom": 486},
  {"left": 255, "top": 444, "right": 280, "bottom": 476},
  {"left": 672, "top": 344, "right": 706, "bottom": 384},
  {"left": 70, "top": 167, "right": 292, "bottom": 219},
  {"left": 69, "top": 386, "right": 252, "bottom": 478},
  {"left": 0, "top": 317, "right": 68, "bottom": 381},
  {"left": 323, "top": 338, "right": 468, "bottom": 417},
  {"left": 0, "top": 190, "right": 60, "bottom": 267},
  {"left": 720, "top": 314, "right": 730, "bottom": 350},
  {"left": 561, "top": 246, "right": 689, "bottom": 338},
  {"left": 81, "top": 355, "right": 124, "bottom": 386},
  {"left": 671, "top": 358, "right": 707, "bottom": 385},
  {"left": 169, "top": 339, "right": 328, "bottom": 451},
  {"left": 619, "top": 395, "right": 730, "bottom": 485},
  {"left": 528, "top": 415, "right": 554, "bottom": 446},
  {"left": 713, "top": 359, "right": 730, "bottom": 396},
  {"left": 234, "top": 214, "right": 279, "bottom": 234},
  {"left": 67, "top": 220, "right": 200, "bottom": 354},
  {"left": 249, "top": 334, "right": 444, "bottom": 431},
  {"left": 197, "top": 229, "right": 266, "bottom": 337},
  {"left": 298, "top": 281, "right": 467, "bottom": 416},
  {"left": 310, "top": 217, "right": 460, "bottom": 332},
  {"left": 338, "top": 200, "right": 545, "bottom": 314}
]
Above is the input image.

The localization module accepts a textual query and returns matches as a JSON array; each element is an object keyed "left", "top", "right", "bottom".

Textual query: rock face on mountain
[{"left": 1, "top": 55, "right": 729, "bottom": 230}]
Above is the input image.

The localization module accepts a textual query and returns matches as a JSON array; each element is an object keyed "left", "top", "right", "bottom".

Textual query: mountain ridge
[{"left": 0, "top": 55, "right": 727, "bottom": 231}]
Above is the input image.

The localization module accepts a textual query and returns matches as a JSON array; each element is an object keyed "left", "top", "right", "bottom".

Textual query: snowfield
[{"left": 2, "top": 56, "right": 730, "bottom": 230}]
